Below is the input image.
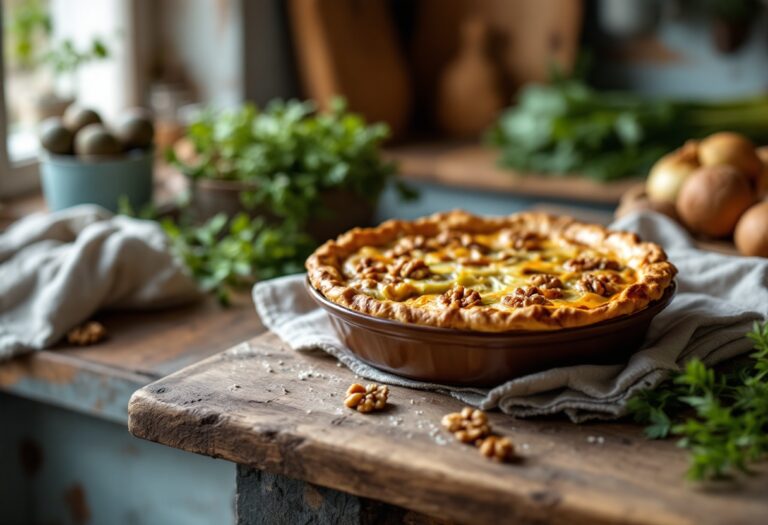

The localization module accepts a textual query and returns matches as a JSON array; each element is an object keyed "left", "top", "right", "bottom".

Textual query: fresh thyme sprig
[{"left": 628, "top": 321, "right": 768, "bottom": 481}]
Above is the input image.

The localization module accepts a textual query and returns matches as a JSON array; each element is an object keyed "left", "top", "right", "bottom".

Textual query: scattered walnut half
[
  {"left": 442, "top": 408, "right": 516, "bottom": 463},
  {"left": 501, "top": 287, "right": 552, "bottom": 308},
  {"left": 441, "top": 407, "right": 491, "bottom": 444},
  {"left": 67, "top": 321, "right": 107, "bottom": 346},
  {"left": 478, "top": 435, "right": 515, "bottom": 462},
  {"left": 438, "top": 285, "right": 482, "bottom": 308},
  {"left": 344, "top": 383, "right": 389, "bottom": 413},
  {"left": 578, "top": 273, "right": 621, "bottom": 297}
]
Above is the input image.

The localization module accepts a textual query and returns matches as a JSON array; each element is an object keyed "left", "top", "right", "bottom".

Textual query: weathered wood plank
[
  {"left": 0, "top": 294, "right": 263, "bottom": 422},
  {"left": 385, "top": 143, "right": 640, "bottom": 205},
  {"left": 128, "top": 332, "right": 768, "bottom": 525},
  {"left": 54, "top": 293, "right": 262, "bottom": 377}
]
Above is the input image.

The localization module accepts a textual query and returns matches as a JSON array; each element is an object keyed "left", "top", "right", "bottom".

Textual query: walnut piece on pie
[
  {"left": 501, "top": 287, "right": 552, "bottom": 308},
  {"left": 438, "top": 285, "right": 482, "bottom": 309},
  {"left": 307, "top": 210, "right": 677, "bottom": 332}
]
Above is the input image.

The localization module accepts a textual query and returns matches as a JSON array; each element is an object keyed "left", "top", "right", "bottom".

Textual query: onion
[
  {"left": 699, "top": 132, "right": 762, "bottom": 182},
  {"left": 646, "top": 144, "right": 699, "bottom": 204},
  {"left": 735, "top": 201, "right": 768, "bottom": 257},
  {"left": 676, "top": 165, "right": 754, "bottom": 238}
]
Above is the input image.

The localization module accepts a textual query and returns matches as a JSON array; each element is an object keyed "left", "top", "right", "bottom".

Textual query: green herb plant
[
  {"left": 628, "top": 321, "right": 768, "bottom": 481},
  {"left": 488, "top": 78, "right": 768, "bottom": 181},
  {"left": 130, "top": 99, "right": 412, "bottom": 303},
  {"left": 161, "top": 213, "right": 314, "bottom": 306},
  {"left": 168, "top": 98, "right": 413, "bottom": 229}
]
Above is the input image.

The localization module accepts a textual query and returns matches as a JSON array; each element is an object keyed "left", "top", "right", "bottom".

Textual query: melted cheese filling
[{"left": 342, "top": 233, "right": 638, "bottom": 311}]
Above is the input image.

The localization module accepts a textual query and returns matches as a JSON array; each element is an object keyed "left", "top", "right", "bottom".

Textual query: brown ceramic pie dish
[{"left": 306, "top": 279, "right": 676, "bottom": 387}]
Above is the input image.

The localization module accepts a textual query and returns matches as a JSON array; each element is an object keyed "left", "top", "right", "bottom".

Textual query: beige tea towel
[{"left": 0, "top": 205, "right": 201, "bottom": 360}]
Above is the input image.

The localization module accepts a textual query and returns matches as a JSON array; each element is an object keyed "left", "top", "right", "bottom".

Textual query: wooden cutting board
[
  {"left": 411, "top": 0, "right": 583, "bottom": 128},
  {"left": 287, "top": 0, "right": 412, "bottom": 139}
]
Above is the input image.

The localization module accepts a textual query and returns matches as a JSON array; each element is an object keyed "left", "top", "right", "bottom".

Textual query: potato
[
  {"left": 38, "top": 117, "right": 74, "bottom": 155},
  {"left": 62, "top": 105, "right": 102, "bottom": 134},
  {"left": 114, "top": 108, "right": 155, "bottom": 150},
  {"left": 74, "top": 123, "right": 122, "bottom": 157}
]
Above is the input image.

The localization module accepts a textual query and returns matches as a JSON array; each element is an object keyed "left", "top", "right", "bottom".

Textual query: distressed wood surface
[
  {"left": 0, "top": 293, "right": 263, "bottom": 422},
  {"left": 386, "top": 142, "right": 640, "bottom": 205},
  {"left": 129, "top": 332, "right": 768, "bottom": 525}
]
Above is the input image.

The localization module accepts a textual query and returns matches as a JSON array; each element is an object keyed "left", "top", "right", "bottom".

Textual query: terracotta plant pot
[{"left": 189, "top": 178, "right": 376, "bottom": 243}]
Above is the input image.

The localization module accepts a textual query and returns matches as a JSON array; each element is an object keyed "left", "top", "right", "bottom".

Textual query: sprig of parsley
[
  {"left": 161, "top": 213, "right": 313, "bottom": 305},
  {"left": 627, "top": 321, "right": 768, "bottom": 481},
  {"left": 119, "top": 198, "right": 313, "bottom": 304}
]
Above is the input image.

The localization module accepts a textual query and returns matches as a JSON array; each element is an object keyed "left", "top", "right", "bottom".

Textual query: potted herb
[{"left": 169, "top": 99, "right": 413, "bottom": 242}]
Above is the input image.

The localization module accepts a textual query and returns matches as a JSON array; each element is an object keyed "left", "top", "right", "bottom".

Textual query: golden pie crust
[{"left": 306, "top": 210, "right": 677, "bottom": 332}]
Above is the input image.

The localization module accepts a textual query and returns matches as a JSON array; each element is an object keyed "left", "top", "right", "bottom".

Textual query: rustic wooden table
[
  {"left": 0, "top": 293, "right": 264, "bottom": 523},
  {"left": 0, "top": 293, "right": 261, "bottom": 423},
  {"left": 128, "top": 332, "right": 768, "bottom": 525}
]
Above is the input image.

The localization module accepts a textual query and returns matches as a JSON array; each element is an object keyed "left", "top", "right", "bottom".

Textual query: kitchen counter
[{"left": 128, "top": 331, "right": 768, "bottom": 525}]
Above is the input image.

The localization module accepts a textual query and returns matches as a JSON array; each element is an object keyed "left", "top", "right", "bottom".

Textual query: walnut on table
[
  {"left": 478, "top": 435, "right": 515, "bottom": 462},
  {"left": 67, "top": 321, "right": 107, "bottom": 346},
  {"left": 441, "top": 407, "right": 491, "bottom": 444},
  {"left": 442, "top": 407, "right": 516, "bottom": 463},
  {"left": 344, "top": 383, "right": 389, "bottom": 413}
]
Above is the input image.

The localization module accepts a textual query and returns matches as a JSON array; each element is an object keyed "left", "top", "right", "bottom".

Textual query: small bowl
[
  {"left": 307, "top": 280, "right": 676, "bottom": 387},
  {"left": 40, "top": 150, "right": 154, "bottom": 212}
]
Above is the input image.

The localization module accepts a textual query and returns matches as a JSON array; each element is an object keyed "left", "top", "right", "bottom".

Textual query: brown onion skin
[
  {"left": 676, "top": 165, "right": 755, "bottom": 238},
  {"left": 699, "top": 132, "right": 763, "bottom": 184},
  {"left": 735, "top": 201, "right": 768, "bottom": 257}
]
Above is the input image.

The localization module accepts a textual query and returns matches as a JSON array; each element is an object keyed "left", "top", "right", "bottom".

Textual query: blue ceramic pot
[{"left": 40, "top": 150, "right": 154, "bottom": 212}]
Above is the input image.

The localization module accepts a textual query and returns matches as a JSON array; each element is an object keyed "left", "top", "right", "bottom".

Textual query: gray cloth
[
  {"left": 252, "top": 212, "right": 768, "bottom": 422},
  {"left": 0, "top": 205, "right": 201, "bottom": 359}
]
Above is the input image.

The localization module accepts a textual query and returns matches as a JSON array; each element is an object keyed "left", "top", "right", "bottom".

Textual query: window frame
[{"left": 0, "top": 6, "right": 41, "bottom": 198}]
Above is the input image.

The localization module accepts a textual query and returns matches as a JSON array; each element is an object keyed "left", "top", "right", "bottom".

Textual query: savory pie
[{"left": 306, "top": 210, "right": 677, "bottom": 332}]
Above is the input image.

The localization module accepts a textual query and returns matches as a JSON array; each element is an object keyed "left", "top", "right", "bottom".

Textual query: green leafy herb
[
  {"left": 126, "top": 99, "right": 413, "bottom": 303},
  {"left": 44, "top": 37, "right": 110, "bottom": 75},
  {"left": 161, "top": 213, "right": 313, "bottom": 305},
  {"left": 488, "top": 79, "right": 768, "bottom": 181},
  {"left": 168, "top": 98, "right": 413, "bottom": 228},
  {"left": 628, "top": 321, "right": 768, "bottom": 481},
  {"left": 120, "top": 198, "right": 312, "bottom": 304}
]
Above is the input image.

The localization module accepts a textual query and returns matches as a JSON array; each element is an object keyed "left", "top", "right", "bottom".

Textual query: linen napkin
[
  {"left": 0, "top": 205, "right": 201, "bottom": 360},
  {"left": 252, "top": 212, "right": 768, "bottom": 422}
]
